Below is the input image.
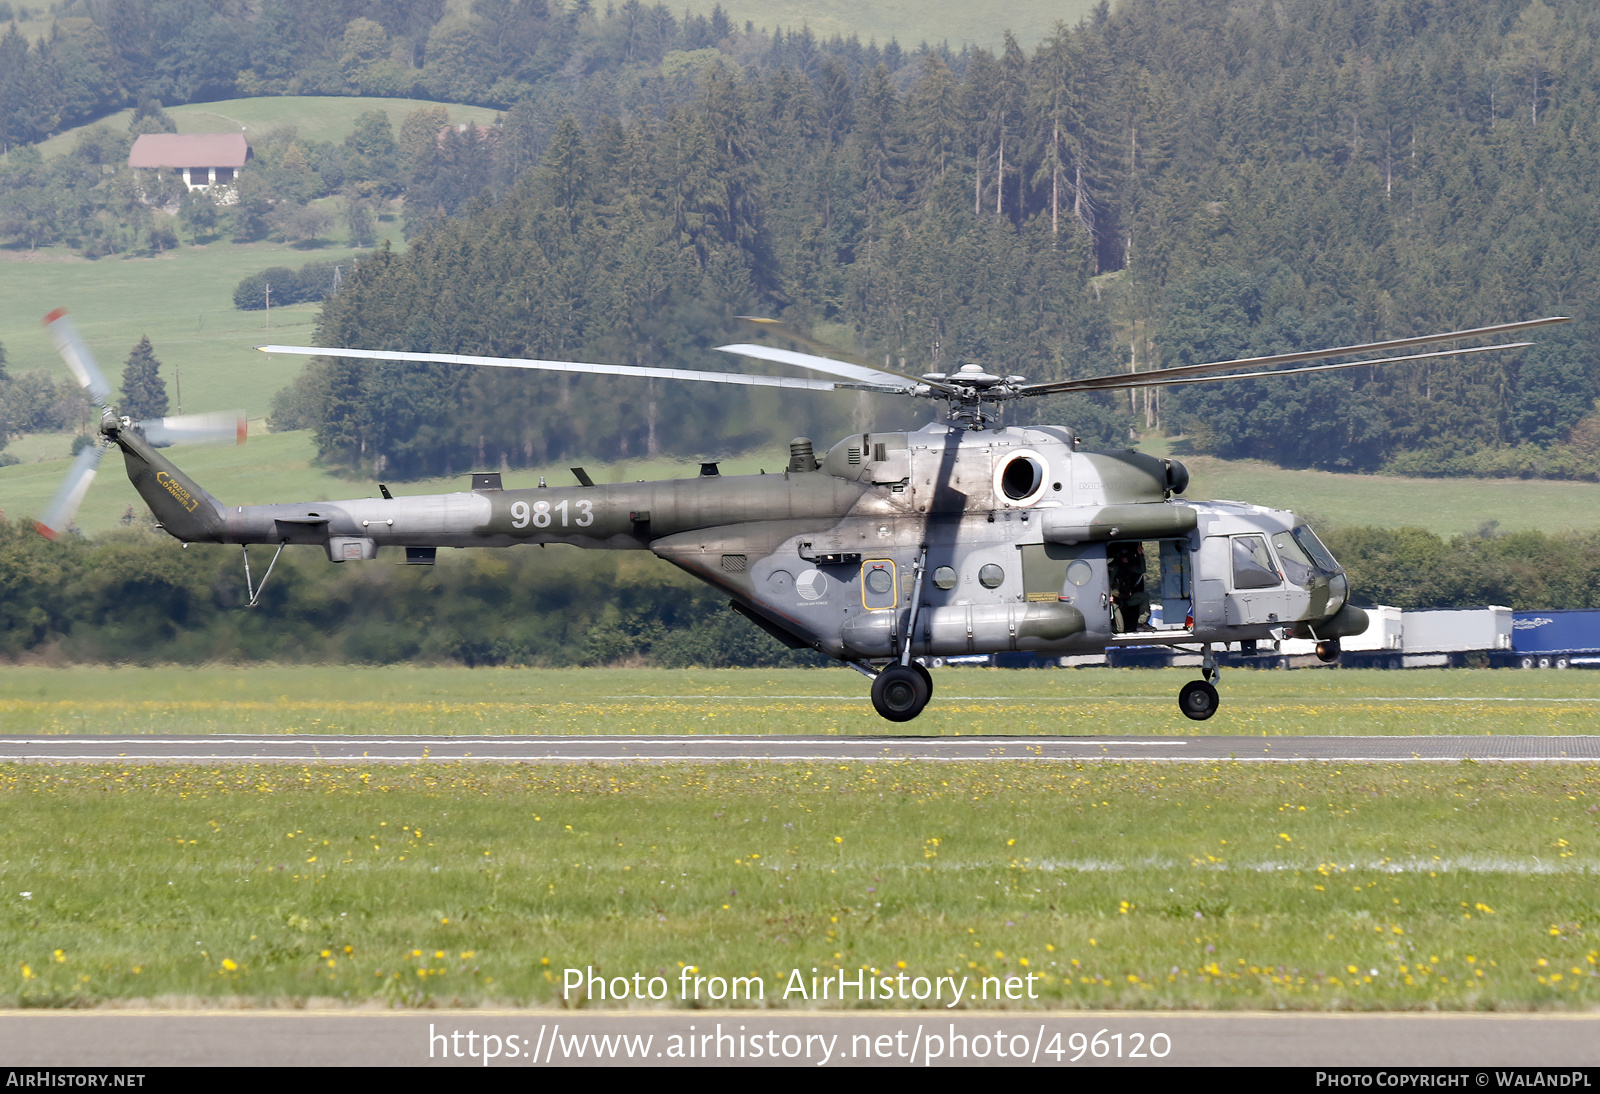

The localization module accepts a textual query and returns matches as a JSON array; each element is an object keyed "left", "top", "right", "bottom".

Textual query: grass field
[
  {"left": 1, "top": 665, "right": 1597, "bottom": 738},
  {"left": 34, "top": 97, "right": 503, "bottom": 160},
  {"left": 0, "top": 232, "right": 403, "bottom": 425},
  {"left": 1179, "top": 457, "right": 1600, "bottom": 538},
  {"left": 4, "top": 95, "right": 493, "bottom": 444},
  {"left": 2, "top": 760, "right": 1597, "bottom": 1008},
  {"left": 708, "top": 0, "right": 1096, "bottom": 50},
  {"left": 1138, "top": 436, "right": 1600, "bottom": 538}
]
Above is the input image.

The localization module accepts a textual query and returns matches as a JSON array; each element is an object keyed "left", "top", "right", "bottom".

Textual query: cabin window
[
  {"left": 932, "top": 565, "right": 958, "bottom": 590},
  {"left": 1231, "top": 535, "right": 1281, "bottom": 590},
  {"left": 978, "top": 563, "right": 1005, "bottom": 589},
  {"left": 861, "top": 559, "right": 897, "bottom": 609}
]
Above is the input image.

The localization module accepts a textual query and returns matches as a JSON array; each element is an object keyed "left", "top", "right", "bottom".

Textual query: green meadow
[
  {"left": 1180, "top": 457, "right": 1600, "bottom": 538},
  {"left": 33, "top": 96, "right": 502, "bottom": 159},
  {"left": 0, "top": 232, "right": 403, "bottom": 422},
  {"left": 706, "top": 0, "right": 1098, "bottom": 50},
  {"left": 2, "top": 760, "right": 1596, "bottom": 1009},
  {"left": 4, "top": 93, "right": 496, "bottom": 441},
  {"left": 0, "top": 665, "right": 1596, "bottom": 738},
  {"left": 1138, "top": 438, "right": 1600, "bottom": 538}
]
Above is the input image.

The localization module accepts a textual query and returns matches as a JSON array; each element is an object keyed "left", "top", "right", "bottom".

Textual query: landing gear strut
[
  {"left": 872, "top": 663, "right": 931, "bottom": 722},
  {"left": 1178, "top": 643, "right": 1221, "bottom": 721}
]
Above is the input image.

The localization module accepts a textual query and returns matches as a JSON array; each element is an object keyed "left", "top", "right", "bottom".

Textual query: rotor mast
[{"left": 918, "top": 362, "right": 1030, "bottom": 429}]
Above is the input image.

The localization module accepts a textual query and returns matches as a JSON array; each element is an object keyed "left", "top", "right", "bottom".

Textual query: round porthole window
[
  {"left": 865, "top": 566, "right": 893, "bottom": 594},
  {"left": 932, "top": 565, "right": 958, "bottom": 590},
  {"left": 1066, "top": 559, "right": 1093, "bottom": 586},
  {"left": 992, "top": 449, "right": 1050, "bottom": 507},
  {"left": 979, "top": 563, "right": 1005, "bottom": 589}
]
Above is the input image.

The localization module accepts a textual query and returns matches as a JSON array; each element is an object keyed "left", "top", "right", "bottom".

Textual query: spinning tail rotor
[{"left": 34, "top": 310, "right": 246, "bottom": 540}]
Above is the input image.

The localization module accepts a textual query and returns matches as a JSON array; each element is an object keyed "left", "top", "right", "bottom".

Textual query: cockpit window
[
  {"left": 1231, "top": 535, "right": 1281, "bottom": 589},
  {"left": 1271, "top": 530, "right": 1316, "bottom": 587},
  {"left": 1292, "top": 524, "right": 1340, "bottom": 574}
]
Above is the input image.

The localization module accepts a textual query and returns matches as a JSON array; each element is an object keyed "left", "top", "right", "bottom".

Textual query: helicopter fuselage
[
  {"left": 41, "top": 308, "right": 1561, "bottom": 723},
  {"left": 120, "top": 420, "right": 1367, "bottom": 670}
]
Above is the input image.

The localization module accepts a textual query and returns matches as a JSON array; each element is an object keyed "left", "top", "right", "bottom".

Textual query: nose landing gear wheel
[
  {"left": 1178, "top": 679, "right": 1219, "bottom": 721},
  {"left": 872, "top": 664, "right": 931, "bottom": 722}
]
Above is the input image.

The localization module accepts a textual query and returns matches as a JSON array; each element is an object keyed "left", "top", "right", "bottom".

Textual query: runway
[{"left": 1, "top": 733, "right": 1598, "bottom": 762}]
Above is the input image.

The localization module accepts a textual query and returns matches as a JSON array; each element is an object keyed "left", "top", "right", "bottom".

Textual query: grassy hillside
[
  {"left": 34, "top": 96, "right": 502, "bottom": 159},
  {"left": 0, "top": 213, "right": 405, "bottom": 422},
  {"left": 699, "top": 0, "right": 1095, "bottom": 50},
  {"left": 1176, "top": 456, "right": 1600, "bottom": 537},
  {"left": 1132, "top": 436, "right": 1600, "bottom": 536}
]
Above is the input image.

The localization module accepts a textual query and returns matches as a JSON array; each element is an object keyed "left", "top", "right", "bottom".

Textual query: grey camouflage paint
[{"left": 114, "top": 419, "right": 1364, "bottom": 665}]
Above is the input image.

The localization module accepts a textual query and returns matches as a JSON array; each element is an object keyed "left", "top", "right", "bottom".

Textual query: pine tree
[{"left": 120, "top": 337, "right": 168, "bottom": 421}]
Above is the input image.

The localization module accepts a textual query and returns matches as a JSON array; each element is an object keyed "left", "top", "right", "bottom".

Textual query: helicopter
[{"left": 33, "top": 309, "right": 1568, "bottom": 723}]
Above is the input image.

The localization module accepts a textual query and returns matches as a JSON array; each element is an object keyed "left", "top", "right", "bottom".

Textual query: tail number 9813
[{"left": 511, "top": 499, "right": 593, "bottom": 529}]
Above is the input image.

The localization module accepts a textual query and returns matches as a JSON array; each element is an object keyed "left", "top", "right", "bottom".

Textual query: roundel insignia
[{"left": 795, "top": 569, "right": 827, "bottom": 601}]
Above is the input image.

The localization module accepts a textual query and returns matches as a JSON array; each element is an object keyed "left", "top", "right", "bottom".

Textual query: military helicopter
[{"left": 34, "top": 309, "right": 1567, "bottom": 723}]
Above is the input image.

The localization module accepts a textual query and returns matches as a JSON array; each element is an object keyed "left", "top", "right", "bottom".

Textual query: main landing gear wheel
[
  {"left": 911, "top": 660, "right": 933, "bottom": 698},
  {"left": 872, "top": 664, "right": 931, "bottom": 722},
  {"left": 1315, "top": 639, "right": 1342, "bottom": 663},
  {"left": 1178, "top": 680, "right": 1220, "bottom": 721}
]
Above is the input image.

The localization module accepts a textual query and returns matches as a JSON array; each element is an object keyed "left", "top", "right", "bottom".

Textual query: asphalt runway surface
[
  {"left": 1, "top": 733, "right": 1598, "bottom": 762},
  {"left": 3, "top": 1010, "right": 1599, "bottom": 1067}
]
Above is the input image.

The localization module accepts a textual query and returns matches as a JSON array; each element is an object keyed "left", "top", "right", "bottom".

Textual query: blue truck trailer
[{"left": 1496, "top": 610, "right": 1600, "bottom": 668}]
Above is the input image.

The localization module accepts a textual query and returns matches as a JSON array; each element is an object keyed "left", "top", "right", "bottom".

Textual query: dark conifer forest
[
  {"left": 265, "top": 0, "right": 1600, "bottom": 479},
  {"left": 4, "top": 2, "right": 1599, "bottom": 476}
]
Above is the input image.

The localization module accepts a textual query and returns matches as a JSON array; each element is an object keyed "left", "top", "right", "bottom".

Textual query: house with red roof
[{"left": 128, "top": 133, "right": 251, "bottom": 195}]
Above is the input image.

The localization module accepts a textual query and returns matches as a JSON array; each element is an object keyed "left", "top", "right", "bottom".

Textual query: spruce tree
[{"left": 120, "top": 337, "right": 169, "bottom": 420}]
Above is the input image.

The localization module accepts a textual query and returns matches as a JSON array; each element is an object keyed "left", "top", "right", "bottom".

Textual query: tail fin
[{"left": 116, "top": 427, "right": 228, "bottom": 542}]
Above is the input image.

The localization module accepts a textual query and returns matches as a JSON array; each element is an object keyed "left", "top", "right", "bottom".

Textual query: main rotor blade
[
  {"left": 1036, "top": 342, "right": 1533, "bottom": 395},
  {"left": 136, "top": 410, "right": 247, "bottom": 447},
  {"left": 1023, "top": 316, "right": 1570, "bottom": 396},
  {"left": 732, "top": 316, "right": 941, "bottom": 389},
  {"left": 42, "top": 309, "right": 111, "bottom": 406},
  {"left": 716, "top": 343, "right": 930, "bottom": 391},
  {"left": 255, "top": 346, "right": 902, "bottom": 394},
  {"left": 34, "top": 439, "right": 107, "bottom": 541}
]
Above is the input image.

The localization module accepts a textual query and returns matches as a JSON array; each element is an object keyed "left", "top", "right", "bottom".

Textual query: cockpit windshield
[
  {"left": 1270, "top": 530, "right": 1317, "bottom": 587},
  {"left": 1291, "top": 524, "right": 1341, "bottom": 575}
]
